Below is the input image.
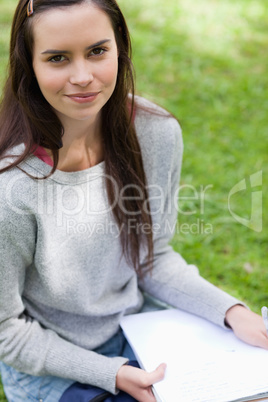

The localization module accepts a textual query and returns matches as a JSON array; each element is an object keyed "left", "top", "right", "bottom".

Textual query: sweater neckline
[{"left": 23, "top": 153, "right": 105, "bottom": 185}]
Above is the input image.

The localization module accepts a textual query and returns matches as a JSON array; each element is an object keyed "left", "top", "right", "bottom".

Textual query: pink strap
[{"left": 33, "top": 146, "right": 53, "bottom": 167}]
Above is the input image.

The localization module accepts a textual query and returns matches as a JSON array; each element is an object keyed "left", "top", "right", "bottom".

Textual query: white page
[{"left": 120, "top": 309, "right": 268, "bottom": 402}]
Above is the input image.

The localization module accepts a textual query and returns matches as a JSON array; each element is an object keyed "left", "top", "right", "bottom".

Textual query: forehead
[{"left": 32, "top": 3, "right": 115, "bottom": 48}]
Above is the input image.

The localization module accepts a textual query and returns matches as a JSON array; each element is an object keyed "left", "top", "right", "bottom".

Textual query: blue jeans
[
  {"left": 0, "top": 330, "right": 134, "bottom": 402},
  {"left": 0, "top": 295, "right": 167, "bottom": 401}
]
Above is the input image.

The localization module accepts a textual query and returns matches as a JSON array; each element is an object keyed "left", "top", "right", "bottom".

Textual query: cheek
[
  {"left": 35, "top": 67, "right": 66, "bottom": 95},
  {"left": 98, "top": 58, "right": 118, "bottom": 86}
]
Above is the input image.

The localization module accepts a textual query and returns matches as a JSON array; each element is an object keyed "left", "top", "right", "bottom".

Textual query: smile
[{"left": 66, "top": 92, "right": 100, "bottom": 104}]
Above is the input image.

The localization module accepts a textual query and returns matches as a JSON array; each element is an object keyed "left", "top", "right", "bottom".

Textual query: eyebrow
[{"left": 41, "top": 39, "right": 112, "bottom": 55}]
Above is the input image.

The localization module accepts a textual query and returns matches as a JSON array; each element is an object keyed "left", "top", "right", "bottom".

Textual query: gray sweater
[{"left": 0, "top": 97, "right": 240, "bottom": 394}]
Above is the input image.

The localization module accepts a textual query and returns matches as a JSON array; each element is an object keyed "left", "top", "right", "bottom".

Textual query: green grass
[
  {"left": 0, "top": 0, "right": 267, "bottom": 397},
  {"left": 118, "top": 0, "right": 268, "bottom": 310}
]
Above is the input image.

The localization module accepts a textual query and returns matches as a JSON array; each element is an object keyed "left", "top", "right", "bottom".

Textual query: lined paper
[{"left": 121, "top": 309, "right": 268, "bottom": 402}]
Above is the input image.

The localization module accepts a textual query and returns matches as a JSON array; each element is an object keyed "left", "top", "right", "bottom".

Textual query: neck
[{"left": 57, "top": 116, "right": 104, "bottom": 172}]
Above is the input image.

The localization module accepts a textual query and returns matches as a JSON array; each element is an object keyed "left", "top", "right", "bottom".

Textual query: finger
[
  {"left": 256, "top": 333, "right": 268, "bottom": 350},
  {"left": 147, "top": 363, "right": 167, "bottom": 385},
  {"left": 242, "top": 329, "right": 268, "bottom": 350},
  {"left": 148, "top": 386, "right": 157, "bottom": 402}
]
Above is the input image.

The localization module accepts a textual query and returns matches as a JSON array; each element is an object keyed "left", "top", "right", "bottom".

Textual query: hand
[
  {"left": 116, "top": 362, "right": 166, "bottom": 401},
  {"left": 225, "top": 305, "right": 268, "bottom": 350}
]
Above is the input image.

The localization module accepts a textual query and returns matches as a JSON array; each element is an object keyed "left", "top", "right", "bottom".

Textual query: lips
[
  {"left": 67, "top": 92, "right": 99, "bottom": 98},
  {"left": 66, "top": 92, "right": 100, "bottom": 104}
]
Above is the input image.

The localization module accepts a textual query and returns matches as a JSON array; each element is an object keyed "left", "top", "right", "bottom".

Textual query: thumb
[{"left": 148, "top": 363, "right": 167, "bottom": 385}]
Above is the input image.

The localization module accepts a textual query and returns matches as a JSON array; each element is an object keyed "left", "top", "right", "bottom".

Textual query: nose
[{"left": 69, "top": 60, "right": 94, "bottom": 87}]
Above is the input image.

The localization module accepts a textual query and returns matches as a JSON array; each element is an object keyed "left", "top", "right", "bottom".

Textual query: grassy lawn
[
  {"left": 119, "top": 0, "right": 268, "bottom": 310},
  {"left": 0, "top": 0, "right": 267, "bottom": 398}
]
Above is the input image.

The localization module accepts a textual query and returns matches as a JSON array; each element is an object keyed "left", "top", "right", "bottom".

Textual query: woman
[{"left": 0, "top": 0, "right": 267, "bottom": 401}]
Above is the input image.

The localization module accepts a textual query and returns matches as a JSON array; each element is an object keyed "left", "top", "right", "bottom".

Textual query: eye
[
  {"left": 90, "top": 47, "right": 107, "bottom": 56},
  {"left": 49, "top": 55, "right": 67, "bottom": 63}
]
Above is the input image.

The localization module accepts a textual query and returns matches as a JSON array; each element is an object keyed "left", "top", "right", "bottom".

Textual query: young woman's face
[{"left": 32, "top": 2, "right": 119, "bottom": 127}]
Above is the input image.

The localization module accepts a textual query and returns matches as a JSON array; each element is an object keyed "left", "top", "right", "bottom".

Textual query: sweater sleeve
[
  {"left": 138, "top": 118, "right": 243, "bottom": 328},
  {"left": 0, "top": 193, "right": 127, "bottom": 394}
]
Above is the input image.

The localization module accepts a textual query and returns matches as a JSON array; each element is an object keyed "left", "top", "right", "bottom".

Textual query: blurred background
[
  {"left": 0, "top": 0, "right": 267, "bottom": 312},
  {"left": 120, "top": 0, "right": 268, "bottom": 311},
  {"left": 0, "top": 0, "right": 267, "bottom": 399}
]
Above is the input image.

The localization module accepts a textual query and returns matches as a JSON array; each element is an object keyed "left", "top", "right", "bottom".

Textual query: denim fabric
[
  {"left": 0, "top": 294, "right": 167, "bottom": 401},
  {"left": 59, "top": 361, "right": 140, "bottom": 402},
  {"left": 0, "top": 329, "right": 127, "bottom": 402},
  {"left": 0, "top": 363, "right": 74, "bottom": 402}
]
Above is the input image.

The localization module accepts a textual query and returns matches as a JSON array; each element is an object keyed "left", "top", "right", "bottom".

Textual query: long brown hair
[{"left": 0, "top": 0, "right": 153, "bottom": 276}]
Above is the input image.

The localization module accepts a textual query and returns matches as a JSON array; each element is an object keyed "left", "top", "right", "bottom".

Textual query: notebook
[{"left": 120, "top": 309, "right": 268, "bottom": 402}]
